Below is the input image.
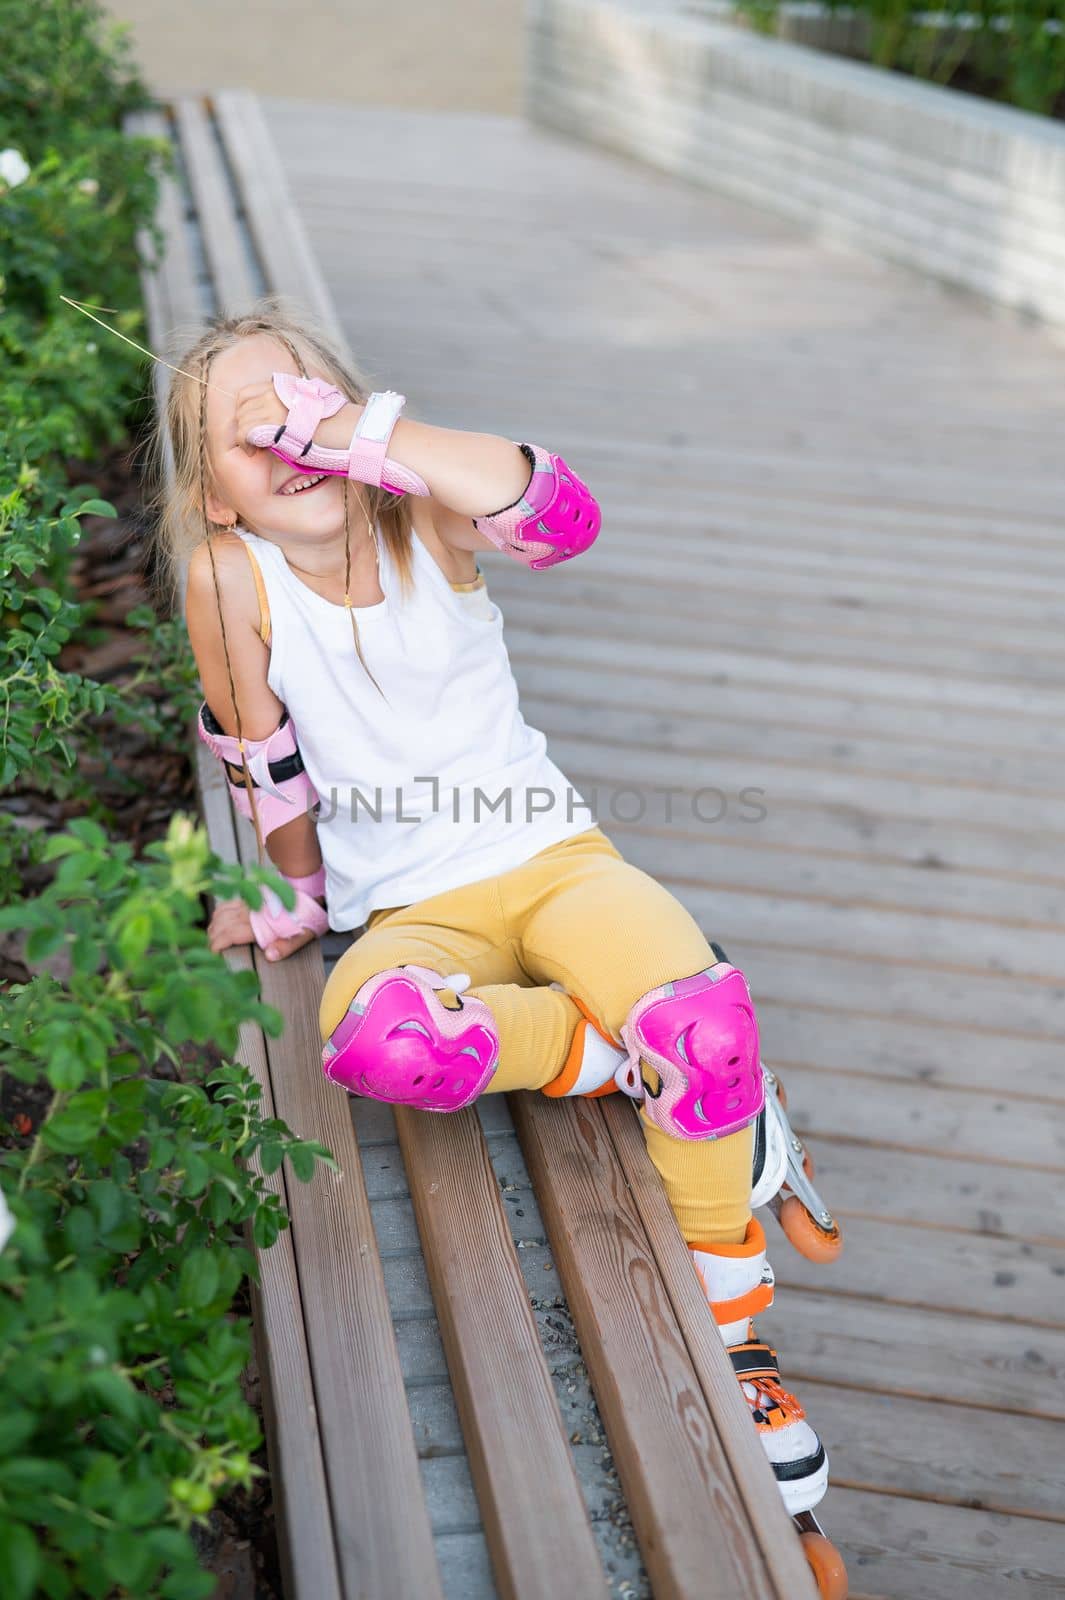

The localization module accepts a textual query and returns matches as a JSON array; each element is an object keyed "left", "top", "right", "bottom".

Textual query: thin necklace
[{"left": 281, "top": 518, "right": 380, "bottom": 582}]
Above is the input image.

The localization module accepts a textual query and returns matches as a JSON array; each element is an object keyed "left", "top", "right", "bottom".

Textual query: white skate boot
[{"left": 690, "top": 1219, "right": 848, "bottom": 1597}]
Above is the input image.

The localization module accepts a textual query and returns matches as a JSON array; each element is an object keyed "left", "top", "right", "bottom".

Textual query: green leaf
[
  {"left": 116, "top": 909, "right": 152, "bottom": 965},
  {"left": 102, "top": 1527, "right": 157, "bottom": 1588},
  {"left": 182, "top": 1149, "right": 210, "bottom": 1197},
  {"left": 114, "top": 1475, "right": 168, "bottom": 1528},
  {"left": 41, "top": 1089, "right": 108, "bottom": 1153},
  {"left": 288, "top": 1143, "right": 317, "bottom": 1182},
  {"left": 25, "top": 924, "right": 64, "bottom": 963},
  {"left": 178, "top": 1248, "right": 220, "bottom": 1309},
  {"left": 86, "top": 1368, "right": 142, "bottom": 1425},
  {"left": 0, "top": 1411, "right": 36, "bottom": 1455},
  {"left": 68, "top": 498, "right": 117, "bottom": 519},
  {"left": 0, "top": 1519, "right": 39, "bottom": 1600}
]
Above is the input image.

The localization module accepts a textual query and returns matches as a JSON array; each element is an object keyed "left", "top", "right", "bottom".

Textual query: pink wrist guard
[
  {"left": 472, "top": 443, "right": 601, "bottom": 569},
  {"left": 250, "top": 864, "right": 329, "bottom": 949},
  {"left": 197, "top": 701, "right": 320, "bottom": 841},
  {"left": 246, "top": 374, "right": 430, "bottom": 498}
]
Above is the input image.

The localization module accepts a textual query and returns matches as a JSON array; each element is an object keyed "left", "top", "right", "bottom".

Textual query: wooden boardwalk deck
[{"left": 262, "top": 100, "right": 1065, "bottom": 1599}]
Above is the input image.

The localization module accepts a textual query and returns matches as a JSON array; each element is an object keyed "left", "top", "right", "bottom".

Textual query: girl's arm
[
  {"left": 185, "top": 539, "right": 324, "bottom": 959},
  {"left": 381, "top": 418, "right": 532, "bottom": 526},
  {"left": 237, "top": 380, "right": 600, "bottom": 566},
  {"left": 329, "top": 412, "right": 600, "bottom": 567}
]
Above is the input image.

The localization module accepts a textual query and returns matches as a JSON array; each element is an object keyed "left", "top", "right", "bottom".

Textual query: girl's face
[{"left": 203, "top": 332, "right": 348, "bottom": 543}]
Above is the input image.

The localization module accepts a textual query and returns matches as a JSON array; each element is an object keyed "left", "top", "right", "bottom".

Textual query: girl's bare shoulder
[
  {"left": 184, "top": 533, "right": 282, "bottom": 736},
  {"left": 185, "top": 533, "right": 260, "bottom": 634}
]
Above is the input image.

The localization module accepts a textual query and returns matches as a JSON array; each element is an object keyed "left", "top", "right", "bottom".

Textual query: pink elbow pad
[
  {"left": 473, "top": 443, "right": 601, "bottom": 569},
  {"left": 197, "top": 701, "right": 320, "bottom": 840}
]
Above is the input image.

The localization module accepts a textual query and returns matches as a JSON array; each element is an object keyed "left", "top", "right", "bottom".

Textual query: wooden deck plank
[
  {"left": 828, "top": 1487, "right": 1065, "bottom": 1599},
  {"left": 508, "top": 653, "right": 1065, "bottom": 756},
  {"left": 493, "top": 585, "right": 1065, "bottom": 687},
  {"left": 805, "top": 1384, "right": 1065, "bottom": 1522},
  {"left": 396, "top": 1106, "right": 608, "bottom": 1599}
]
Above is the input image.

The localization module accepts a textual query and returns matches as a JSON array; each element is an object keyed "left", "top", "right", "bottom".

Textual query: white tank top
[{"left": 234, "top": 525, "right": 594, "bottom": 930}]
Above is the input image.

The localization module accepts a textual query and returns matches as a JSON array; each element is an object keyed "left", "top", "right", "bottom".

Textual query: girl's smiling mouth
[{"left": 276, "top": 471, "right": 330, "bottom": 496}]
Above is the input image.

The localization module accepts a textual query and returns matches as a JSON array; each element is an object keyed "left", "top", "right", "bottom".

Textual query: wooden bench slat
[
  {"left": 173, "top": 97, "right": 262, "bottom": 314},
  {"left": 599, "top": 1096, "right": 820, "bottom": 1598},
  {"left": 212, "top": 88, "right": 346, "bottom": 345},
  {"left": 510, "top": 1094, "right": 817, "bottom": 1600},
  {"left": 397, "top": 1105, "right": 609, "bottom": 1600},
  {"left": 238, "top": 937, "right": 444, "bottom": 1599},
  {"left": 197, "top": 756, "right": 344, "bottom": 1600}
]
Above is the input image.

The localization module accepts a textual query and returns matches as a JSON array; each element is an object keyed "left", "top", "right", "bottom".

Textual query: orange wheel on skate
[
  {"left": 800, "top": 1530, "right": 848, "bottom": 1598},
  {"left": 779, "top": 1195, "right": 843, "bottom": 1263},
  {"left": 802, "top": 1150, "right": 816, "bottom": 1179},
  {"left": 773, "top": 1076, "right": 788, "bottom": 1110}
]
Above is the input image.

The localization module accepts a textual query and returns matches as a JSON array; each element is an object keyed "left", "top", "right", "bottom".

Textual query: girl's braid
[
  {"left": 197, "top": 345, "right": 268, "bottom": 867},
  {"left": 195, "top": 330, "right": 390, "bottom": 870}
]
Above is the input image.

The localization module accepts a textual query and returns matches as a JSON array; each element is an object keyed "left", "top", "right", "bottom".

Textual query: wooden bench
[{"left": 128, "top": 92, "right": 817, "bottom": 1600}]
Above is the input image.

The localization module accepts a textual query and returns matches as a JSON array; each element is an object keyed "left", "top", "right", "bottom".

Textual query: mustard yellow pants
[{"left": 319, "top": 825, "right": 753, "bottom": 1245}]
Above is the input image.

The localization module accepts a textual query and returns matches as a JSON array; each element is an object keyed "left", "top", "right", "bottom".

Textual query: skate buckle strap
[
  {"left": 728, "top": 1341, "right": 781, "bottom": 1383},
  {"left": 729, "top": 1341, "right": 807, "bottom": 1431},
  {"left": 706, "top": 1267, "right": 775, "bottom": 1329}
]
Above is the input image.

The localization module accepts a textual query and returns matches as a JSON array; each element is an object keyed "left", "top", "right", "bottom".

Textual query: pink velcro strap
[
  {"left": 287, "top": 864, "right": 326, "bottom": 898},
  {"left": 197, "top": 702, "right": 320, "bottom": 841},
  {"left": 249, "top": 881, "right": 329, "bottom": 949},
  {"left": 269, "top": 373, "right": 347, "bottom": 463},
  {"left": 473, "top": 444, "right": 601, "bottom": 569},
  {"left": 345, "top": 390, "right": 405, "bottom": 487},
  {"left": 246, "top": 383, "right": 431, "bottom": 498}
]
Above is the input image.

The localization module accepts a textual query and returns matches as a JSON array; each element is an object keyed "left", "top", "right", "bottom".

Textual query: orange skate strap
[{"left": 708, "top": 1281, "right": 774, "bottom": 1326}]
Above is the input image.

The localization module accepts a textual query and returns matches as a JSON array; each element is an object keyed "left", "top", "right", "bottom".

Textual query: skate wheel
[
  {"left": 800, "top": 1530, "right": 848, "bottom": 1598},
  {"left": 773, "top": 1075, "right": 788, "bottom": 1110},
  {"left": 802, "top": 1150, "right": 816, "bottom": 1179},
  {"left": 779, "top": 1195, "right": 843, "bottom": 1263}
]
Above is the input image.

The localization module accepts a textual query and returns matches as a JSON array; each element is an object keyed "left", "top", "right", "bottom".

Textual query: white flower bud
[
  {"left": 78, "top": 177, "right": 99, "bottom": 197},
  {"left": 0, "top": 148, "right": 31, "bottom": 189}
]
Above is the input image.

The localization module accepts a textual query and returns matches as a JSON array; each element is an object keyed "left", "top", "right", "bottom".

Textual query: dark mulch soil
[{"left": 2, "top": 435, "right": 284, "bottom": 1600}]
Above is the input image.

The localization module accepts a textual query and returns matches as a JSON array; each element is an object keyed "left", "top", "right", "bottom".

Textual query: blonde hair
[{"left": 145, "top": 295, "right": 415, "bottom": 703}]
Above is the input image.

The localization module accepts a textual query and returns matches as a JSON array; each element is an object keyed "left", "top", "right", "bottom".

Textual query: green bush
[
  {"left": 1, "top": 6, "right": 338, "bottom": 1597},
  {"left": 0, "top": 0, "right": 174, "bottom": 901},
  {"left": 0, "top": 817, "right": 334, "bottom": 1600},
  {"left": 734, "top": 0, "right": 1065, "bottom": 116}
]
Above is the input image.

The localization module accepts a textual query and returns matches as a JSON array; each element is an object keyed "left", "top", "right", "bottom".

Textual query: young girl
[{"left": 161, "top": 300, "right": 837, "bottom": 1578}]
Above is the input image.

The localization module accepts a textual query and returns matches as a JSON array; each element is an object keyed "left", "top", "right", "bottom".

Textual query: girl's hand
[
  {"left": 207, "top": 895, "right": 318, "bottom": 963},
  {"left": 235, "top": 379, "right": 363, "bottom": 455},
  {"left": 234, "top": 379, "right": 289, "bottom": 450}
]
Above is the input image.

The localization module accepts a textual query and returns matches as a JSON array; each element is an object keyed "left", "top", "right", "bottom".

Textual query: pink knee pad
[
  {"left": 321, "top": 964, "right": 500, "bottom": 1111},
  {"left": 618, "top": 964, "right": 763, "bottom": 1140}
]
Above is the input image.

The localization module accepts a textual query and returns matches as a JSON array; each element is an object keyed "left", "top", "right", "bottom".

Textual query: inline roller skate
[{"left": 702, "top": 943, "right": 847, "bottom": 1596}]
